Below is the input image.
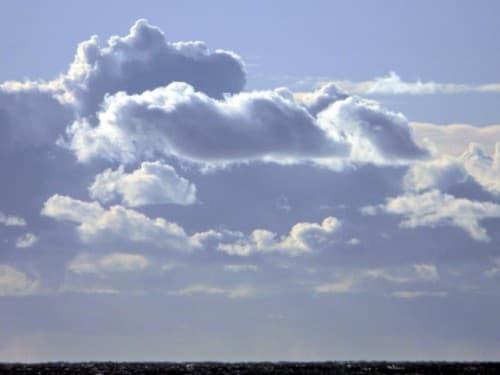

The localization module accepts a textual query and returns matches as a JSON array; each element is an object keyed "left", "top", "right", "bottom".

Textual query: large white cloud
[
  {"left": 363, "top": 190, "right": 500, "bottom": 242},
  {"left": 66, "top": 82, "right": 427, "bottom": 168},
  {"left": 89, "top": 161, "right": 196, "bottom": 207},
  {"left": 66, "top": 82, "right": 348, "bottom": 165},
  {"left": 61, "top": 19, "right": 246, "bottom": 115}
]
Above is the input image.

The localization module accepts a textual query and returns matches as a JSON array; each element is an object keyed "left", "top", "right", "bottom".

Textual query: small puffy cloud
[
  {"left": 0, "top": 212, "right": 26, "bottom": 227},
  {"left": 391, "top": 291, "right": 448, "bottom": 299},
  {"left": 346, "top": 238, "right": 360, "bottom": 246},
  {"left": 217, "top": 217, "right": 341, "bottom": 256},
  {"left": 89, "top": 161, "right": 196, "bottom": 207},
  {"left": 0, "top": 265, "right": 39, "bottom": 296},
  {"left": 41, "top": 195, "right": 192, "bottom": 250},
  {"left": 68, "top": 252, "right": 149, "bottom": 274},
  {"left": 368, "top": 190, "right": 500, "bottom": 241},
  {"left": 15, "top": 233, "right": 38, "bottom": 249},
  {"left": 62, "top": 19, "right": 245, "bottom": 114}
]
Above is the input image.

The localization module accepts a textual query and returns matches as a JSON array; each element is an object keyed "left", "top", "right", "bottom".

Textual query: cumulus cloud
[
  {"left": 15, "top": 233, "right": 38, "bottom": 249},
  {"left": 462, "top": 143, "right": 500, "bottom": 196},
  {"left": 61, "top": 19, "right": 245, "bottom": 115},
  {"left": 296, "top": 82, "right": 348, "bottom": 115},
  {"left": 314, "top": 264, "right": 439, "bottom": 294},
  {"left": 41, "top": 194, "right": 342, "bottom": 257},
  {"left": 0, "top": 265, "right": 39, "bottom": 296},
  {"left": 0, "top": 212, "right": 26, "bottom": 227},
  {"left": 403, "top": 142, "right": 500, "bottom": 196},
  {"left": 66, "top": 82, "right": 426, "bottom": 169},
  {"left": 404, "top": 156, "right": 469, "bottom": 192},
  {"left": 89, "top": 161, "right": 196, "bottom": 207},
  {"left": 410, "top": 122, "right": 500, "bottom": 157},
  {"left": 217, "top": 217, "right": 341, "bottom": 256},
  {"left": 68, "top": 252, "right": 149, "bottom": 274},
  {"left": 66, "top": 82, "right": 348, "bottom": 166},
  {"left": 41, "top": 195, "right": 193, "bottom": 250},
  {"left": 316, "top": 96, "right": 429, "bottom": 164},
  {"left": 364, "top": 190, "right": 500, "bottom": 241}
]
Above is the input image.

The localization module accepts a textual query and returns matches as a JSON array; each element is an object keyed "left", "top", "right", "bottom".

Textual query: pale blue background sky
[{"left": 0, "top": 1, "right": 499, "bottom": 361}]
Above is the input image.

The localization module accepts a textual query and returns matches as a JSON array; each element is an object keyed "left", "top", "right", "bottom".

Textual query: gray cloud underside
[{"left": 66, "top": 82, "right": 428, "bottom": 168}]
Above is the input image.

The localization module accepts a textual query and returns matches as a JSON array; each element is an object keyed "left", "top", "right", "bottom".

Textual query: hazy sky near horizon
[{"left": 1, "top": 1, "right": 500, "bottom": 361}]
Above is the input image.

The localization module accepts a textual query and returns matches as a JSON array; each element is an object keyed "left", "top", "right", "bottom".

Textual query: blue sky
[{"left": 1, "top": 1, "right": 500, "bottom": 361}]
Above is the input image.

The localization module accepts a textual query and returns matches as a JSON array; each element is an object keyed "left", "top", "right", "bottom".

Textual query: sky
[{"left": 0, "top": 0, "right": 500, "bottom": 362}]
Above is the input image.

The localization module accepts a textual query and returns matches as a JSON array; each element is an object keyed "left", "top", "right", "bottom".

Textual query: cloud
[
  {"left": 41, "top": 194, "right": 342, "bottom": 257},
  {"left": 0, "top": 84, "right": 72, "bottom": 149},
  {"left": 404, "top": 156, "right": 469, "bottom": 193},
  {"left": 89, "top": 161, "right": 196, "bottom": 207},
  {"left": 462, "top": 143, "right": 500, "bottom": 196},
  {"left": 484, "top": 258, "right": 500, "bottom": 278},
  {"left": 223, "top": 264, "right": 259, "bottom": 273},
  {"left": 61, "top": 19, "right": 245, "bottom": 115},
  {"left": 168, "top": 284, "right": 255, "bottom": 298},
  {"left": 217, "top": 216, "right": 341, "bottom": 256},
  {"left": 364, "top": 190, "right": 500, "bottom": 241},
  {"left": 410, "top": 122, "right": 500, "bottom": 157},
  {"left": 325, "top": 71, "right": 500, "bottom": 96},
  {"left": 314, "top": 264, "right": 439, "bottom": 294},
  {"left": 0, "top": 265, "right": 39, "bottom": 296},
  {"left": 66, "top": 82, "right": 348, "bottom": 166},
  {"left": 295, "top": 82, "right": 348, "bottom": 115},
  {"left": 403, "top": 142, "right": 500, "bottom": 196},
  {"left": 66, "top": 82, "right": 426, "bottom": 169},
  {"left": 317, "top": 96, "right": 429, "bottom": 164},
  {"left": 15, "top": 233, "right": 38, "bottom": 249},
  {"left": 391, "top": 291, "right": 448, "bottom": 298},
  {"left": 68, "top": 252, "right": 149, "bottom": 274},
  {"left": 0, "top": 212, "right": 26, "bottom": 227},
  {"left": 41, "top": 195, "right": 193, "bottom": 250}
]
